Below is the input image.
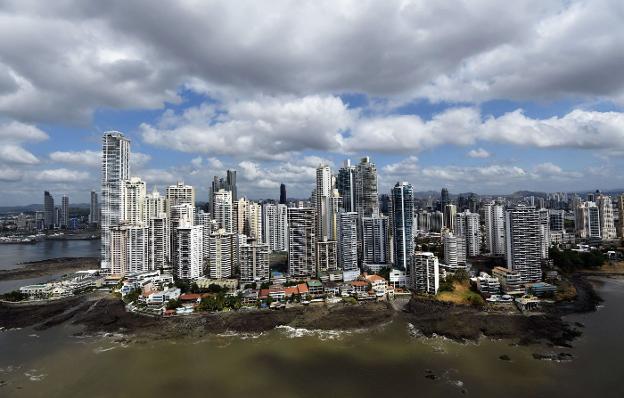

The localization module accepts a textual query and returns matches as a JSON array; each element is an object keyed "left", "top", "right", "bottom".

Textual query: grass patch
[{"left": 436, "top": 281, "right": 484, "bottom": 306}]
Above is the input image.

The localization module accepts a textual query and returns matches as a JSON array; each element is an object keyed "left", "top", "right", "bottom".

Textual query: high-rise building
[
  {"left": 246, "top": 201, "right": 263, "bottom": 242},
  {"left": 44, "top": 191, "right": 55, "bottom": 230},
  {"left": 175, "top": 223, "right": 203, "bottom": 280},
  {"left": 355, "top": 157, "right": 379, "bottom": 218},
  {"left": 440, "top": 188, "right": 450, "bottom": 211},
  {"left": 239, "top": 239, "right": 270, "bottom": 283},
  {"left": 430, "top": 211, "right": 444, "bottom": 233},
  {"left": 206, "top": 229, "right": 238, "bottom": 279},
  {"left": 110, "top": 226, "right": 129, "bottom": 276},
  {"left": 337, "top": 159, "right": 356, "bottom": 212},
  {"left": 455, "top": 210, "right": 480, "bottom": 256},
  {"left": 408, "top": 252, "right": 440, "bottom": 294},
  {"left": 443, "top": 203, "right": 457, "bottom": 231},
  {"left": 316, "top": 240, "right": 338, "bottom": 276},
  {"left": 166, "top": 181, "right": 195, "bottom": 207},
  {"left": 538, "top": 208, "right": 550, "bottom": 259},
  {"left": 315, "top": 164, "right": 332, "bottom": 241},
  {"left": 287, "top": 207, "right": 316, "bottom": 277},
  {"left": 280, "top": 183, "right": 287, "bottom": 205},
  {"left": 362, "top": 215, "right": 390, "bottom": 269},
  {"left": 123, "top": 177, "right": 146, "bottom": 225},
  {"left": 443, "top": 231, "right": 466, "bottom": 267},
  {"left": 213, "top": 189, "right": 233, "bottom": 233},
  {"left": 170, "top": 203, "right": 195, "bottom": 272},
  {"left": 148, "top": 215, "right": 170, "bottom": 270},
  {"left": 597, "top": 194, "right": 617, "bottom": 240},
  {"left": 619, "top": 195, "right": 624, "bottom": 238},
  {"left": 263, "top": 203, "right": 288, "bottom": 251},
  {"left": 210, "top": 170, "right": 237, "bottom": 212},
  {"left": 391, "top": 182, "right": 414, "bottom": 270},
  {"left": 227, "top": 170, "right": 237, "bottom": 202},
  {"left": 338, "top": 212, "right": 359, "bottom": 274},
  {"left": 60, "top": 195, "right": 69, "bottom": 228},
  {"left": 101, "top": 131, "right": 130, "bottom": 270},
  {"left": 127, "top": 225, "right": 149, "bottom": 273},
  {"left": 89, "top": 191, "right": 99, "bottom": 225},
  {"left": 549, "top": 209, "right": 565, "bottom": 233},
  {"left": 587, "top": 202, "right": 601, "bottom": 238},
  {"left": 144, "top": 188, "right": 167, "bottom": 221},
  {"left": 483, "top": 201, "right": 506, "bottom": 256},
  {"left": 505, "top": 204, "right": 542, "bottom": 283}
]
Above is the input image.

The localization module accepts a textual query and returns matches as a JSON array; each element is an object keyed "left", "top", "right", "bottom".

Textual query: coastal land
[
  {"left": 0, "top": 272, "right": 606, "bottom": 348},
  {"left": 0, "top": 257, "right": 99, "bottom": 281}
]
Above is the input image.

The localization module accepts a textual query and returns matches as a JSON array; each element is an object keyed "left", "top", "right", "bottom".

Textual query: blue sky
[{"left": 1, "top": 1, "right": 624, "bottom": 205}]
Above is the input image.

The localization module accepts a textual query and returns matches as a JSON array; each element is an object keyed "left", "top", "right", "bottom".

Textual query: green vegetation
[
  {"left": 165, "top": 298, "right": 182, "bottom": 310},
  {"left": 0, "top": 290, "right": 29, "bottom": 302},
  {"left": 189, "top": 282, "right": 227, "bottom": 294},
  {"left": 549, "top": 248, "right": 606, "bottom": 272},
  {"left": 439, "top": 278, "right": 455, "bottom": 292},
  {"left": 123, "top": 288, "right": 142, "bottom": 304},
  {"left": 439, "top": 269, "right": 469, "bottom": 292},
  {"left": 197, "top": 292, "right": 242, "bottom": 312},
  {"left": 260, "top": 281, "right": 271, "bottom": 289},
  {"left": 342, "top": 296, "right": 357, "bottom": 305},
  {"left": 375, "top": 267, "right": 391, "bottom": 281}
]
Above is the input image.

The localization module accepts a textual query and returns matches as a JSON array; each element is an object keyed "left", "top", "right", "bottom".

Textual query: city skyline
[{"left": 2, "top": 1, "right": 624, "bottom": 205}]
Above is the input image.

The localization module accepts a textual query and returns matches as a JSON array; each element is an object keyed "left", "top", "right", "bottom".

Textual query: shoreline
[
  {"left": 0, "top": 257, "right": 99, "bottom": 281},
  {"left": 0, "top": 272, "right": 607, "bottom": 348}
]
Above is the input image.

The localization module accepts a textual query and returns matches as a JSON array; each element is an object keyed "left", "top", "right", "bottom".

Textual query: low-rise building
[
  {"left": 365, "top": 274, "right": 388, "bottom": 294},
  {"left": 492, "top": 266, "right": 523, "bottom": 293},
  {"left": 195, "top": 277, "right": 238, "bottom": 291},
  {"left": 146, "top": 288, "right": 181, "bottom": 305},
  {"left": 307, "top": 280, "right": 324, "bottom": 296},
  {"left": 525, "top": 282, "right": 557, "bottom": 297},
  {"left": 475, "top": 272, "right": 501, "bottom": 295},
  {"left": 389, "top": 269, "right": 406, "bottom": 288}
]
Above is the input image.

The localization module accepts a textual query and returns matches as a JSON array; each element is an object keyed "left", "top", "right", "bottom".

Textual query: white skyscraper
[
  {"left": 206, "top": 229, "right": 238, "bottom": 279},
  {"left": 483, "top": 202, "right": 506, "bottom": 256},
  {"left": 505, "top": 204, "right": 542, "bottom": 283},
  {"left": 60, "top": 195, "right": 69, "bottom": 228},
  {"left": 166, "top": 181, "right": 195, "bottom": 207},
  {"left": 443, "top": 230, "right": 466, "bottom": 268},
  {"left": 246, "top": 201, "right": 263, "bottom": 242},
  {"left": 239, "top": 240, "right": 270, "bottom": 283},
  {"left": 338, "top": 212, "right": 359, "bottom": 275},
  {"left": 175, "top": 223, "right": 203, "bottom": 280},
  {"left": 456, "top": 210, "right": 480, "bottom": 256},
  {"left": 123, "top": 177, "right": 146, "bottom": 226},
  {"left": 127, "top": 225, "right": 149, "bottom": 273},
  {"left": 263, "top": 203, "right": 288, "bottom": 252},
  {"left": 597, "top": 195, "right": 617, "bottom": 240},
  {"left": 408, "top": 252, "right": 440, "bottom": 294},
  {"left": 144, "top": 188, "right": 167, "bottom": 221},
  {"left": 170, "top": 203, "right": 195, "bottom": 272},
  {"left": 315, "top": 164, "right": 332, "bottom": 241},
  {"left": 443, "top": 204, "right": 457, "bottom": 232},
  {"left": 213, "top": 189, "right": 233, "bottom": 233},
  {"left": 101, "top": 131, "right": 130, "bottom": 270},
  {"left": 538, "top": 208, "right": 550, "bottom": 259}
]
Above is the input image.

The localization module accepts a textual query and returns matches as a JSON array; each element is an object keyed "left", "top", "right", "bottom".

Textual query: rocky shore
[
  {"left": 0, "top": 273, "right": 605, "bottom": 347},
  {"left": 0, "top": 257, "right": 99, "bottom": 281}
]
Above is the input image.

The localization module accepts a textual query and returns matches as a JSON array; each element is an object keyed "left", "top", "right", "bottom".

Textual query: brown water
[{"left": 1, "top": 278, "right": 623, "bottom": 398}]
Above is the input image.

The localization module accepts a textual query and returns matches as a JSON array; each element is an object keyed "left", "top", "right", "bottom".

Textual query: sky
[{"left": 1, "top": 0, "right": 624, "bottom": 205}]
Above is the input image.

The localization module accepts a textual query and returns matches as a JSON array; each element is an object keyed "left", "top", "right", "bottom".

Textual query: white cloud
[
  {"left": 0, "top": 120, "right": 48, "bottom": 143},
  {"left": 141, "top": 95, "right": 351, "bottom": 159},
  {"left": 34, "top": 168, "right": 90, "bottom": 182},
  {"left": 0, "top": 144, "right": 39, "bottom": 164},
  {"left": 49, "top": 150, "right": 100, "bottom": 167},
  {"left": 0, "top": 167, "right": 22, "bottom": 182},
  {"left": 467, "top": 148, "right": 491, "bottom": 158}
]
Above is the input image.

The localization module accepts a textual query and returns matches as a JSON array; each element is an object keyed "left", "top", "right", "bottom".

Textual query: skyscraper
[
  {"left": 338, "top": 212, "right": 359, "bottom": 277},
  {"left": 287, "top": 207, "right": 316, "bottom": 277},
  {"left": 263, "top": 203, "right": 288, "bottom": 252},
  {"left": 101, "top": 131, "right": 130, "bottom": 270},
  {"left": 239, "top": 239, "right": 270, "bottom": 283},
  {"left": 280, "top": 183, "right": 287, "bottom": 205},
  {"left": 315, "top": 164, "right": 332, "bottom": 241},
  {"left": 213, "top": 189, "right": 233, "bottom": 233},
  {"left": 597, "top": 194, "right": 617, "bottom": 240},
  {"left": 89, "top": 191, "right": 99, "bottom": 225},
  {"left": 227, "top": 169, "right": 237, "bottom": 202},
  {"left": 505, "top": 204, "right": 542, "bottom": 283},
  {"left": 44, "top": 191, "right": 54, "bottom": 230},
  {"left": 206, "top": 229, "right": 238, "bottom": 279},
  {"left": 362, "top": 215, "right": 390, "bottom": 269},
  {"left": 60, "top": 195, "right": 69, "bottom": 229},
  {"left": 443, "top": 203, "right": 457, "bottom": 231},
  {"left": 166, "top": 181, "right": 195, "bottom": 207},
  {"left": 483, "top": 201, "right": 506, "bottom": 256},
  {"left": 355, "top": 157, "right": 379, "bottom": 218},
  {"left": 440, "top": 188, "right": 449, "bottom": 211},
  {"left": 538, "top": 208, "right": 550, "bottom": 259},
  {"left": 455, "top": 210, "right": 480, "bottom": 256},
  {"left": 392, "top": 182, "right": 414, "bottom": 270},
  {"left": 176, "top": 223, "right": 203, "bottom": 280},
  {"left": 123, "top": 177, "right": 146, "bottom": 226},
  {"left": 408, "top": 252, "right": 440, "bottom": 294},
  {"left": 337, "top": 159, "right": 356, "bottom": 212}
]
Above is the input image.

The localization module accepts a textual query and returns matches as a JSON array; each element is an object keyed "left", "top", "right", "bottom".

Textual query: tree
[
  {"left": 166, "top": 298, "right": 181, "bottom": 310},
  {"left": 0, "top": 290, "right": 28, "bottom": 302},
  {"left": 123, "top": 288, "right": 142, "bottom": 303},
  {"left": 453, "top": 270, "right": 469, "bottom": 283},
  {"left": 439, "top": 277, "right": 455, "bottom": 292}
]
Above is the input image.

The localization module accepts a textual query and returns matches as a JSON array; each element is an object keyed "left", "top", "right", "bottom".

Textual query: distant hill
[{"left": 0, "top": 203, "right": 91, "bottom": 214}]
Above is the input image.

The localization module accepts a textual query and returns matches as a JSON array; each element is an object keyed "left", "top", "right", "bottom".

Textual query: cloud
[
  {"left": 34, "top": 168, "right": 90, "bottom": 182},
  {"left": 0, "top": 144, "right": 39, "bottom": 164},
  {"left": 0, "top": 120, "right": 48, "bottom": 143},
  {"left": 141, "top": 95, "right": 351, "bottom": 159},
  {"left": 49, "top": 149, "right": 150, "bottom": 169},
  {"left": 1, "top": 1, "right": 623, "bottom": 125},
  {"left": 467, "top": 148, "right": 491, "bottom": 158},
  {"left": 0, "top": 167, "right": 23, "bottom": 182}
]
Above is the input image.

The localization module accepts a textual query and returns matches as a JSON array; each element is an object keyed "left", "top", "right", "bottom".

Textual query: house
[
  {"left": 323, "top": 281, "right": 340, "bottom": 297},
  {"left": 297, "top": 283, "right": 309, "bottom": 298},
  {"left": 475, "top": 272, "right": 501, "bottom": 296},
  {"left": 269, "top": 285, "right": 286, "bottom": 301},
  {"left": 365, "top": 274, "right": 388, "bottom": 294},
  {"left": 350, "top": 280, "right": 369, "bottom": 294},
  {"left": 179, "top": 293, "right": 202, "bottom": 305},
  {"left": 525, "top": 282, "right": 557, "bottom": 297},
  {"left": 146, "top": 288, "right": 181, "bottom": 306},
  {"left": 306, "top": 280, "right": 324, "bottom": 297},
  {"left": 389, "top": 269, "right": 406, "bottom": 288},
  {"left": 492, "top": 266, "right": 523, "bottom": 293},
  {"left": 241, "top": 289, "right": 259, "bottom": 306}
]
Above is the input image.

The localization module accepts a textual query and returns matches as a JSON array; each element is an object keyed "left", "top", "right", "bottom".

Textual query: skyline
[{"left": 2, "top": 0, "right": 624, "bottom": 205}]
